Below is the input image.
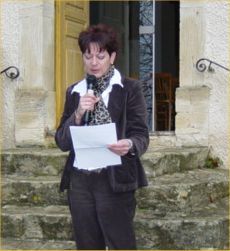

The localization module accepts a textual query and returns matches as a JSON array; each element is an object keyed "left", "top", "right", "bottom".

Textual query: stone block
[
  {"left": 45, "top": 91, "right": 56, "bottom": 130},
  {"left": 176, "top": 86, "right": 210, "bottom": 146},
  {"left": 15, "top": 89, "right": 47, "bottom": 146},
  {"left": 179, "top": 2, "right": 206, "bottom": 88},
  {"left": 176, "top": 86, "right": 210, "bottom": 113},
  {"left": 175, "top": 112, "right": 191, "bottom": 130}
]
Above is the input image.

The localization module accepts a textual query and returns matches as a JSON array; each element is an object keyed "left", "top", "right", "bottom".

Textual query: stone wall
[
  {"left": 204, "top": 1, "right": 230, "bottom": 168},
  {"left": 177, "top": 0, "right": 230, "bottom": 167},
  {"left": 1, "top": 0, "right": 55, "bottom": 148},
  {"left": 0, "top": 0, "right": 20, "bottom": 149}
]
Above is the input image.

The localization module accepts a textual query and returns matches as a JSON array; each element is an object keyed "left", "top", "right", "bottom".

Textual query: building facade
[{"left": 1, "top": 0, "right": 229, "bottom": 167}]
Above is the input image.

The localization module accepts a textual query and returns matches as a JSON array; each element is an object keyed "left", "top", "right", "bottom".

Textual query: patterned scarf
[{"left": 87, "top": 65, "right": 114, "bottom": 125}]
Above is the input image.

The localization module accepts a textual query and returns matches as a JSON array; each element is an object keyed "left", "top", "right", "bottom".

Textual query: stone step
[
  {"left": 142, "top": 146, "right": 209, "bottom": 177},
  {"left": 1, "top": 148, "right": 68, "bottom": 176},
  {"left": 135, "top": 197, "right": 229, "bottom": 249},
  {"left": 1, "top": 205, "right": 73, "bottom": 241},
  {"left": 1, "top": 146, "right": 208, "bottom": 178},
  {"left": 1, "top": 238, "right": 75, "bottom": 250},
  {"left": 2, "top": 197, "right": 228, "bottom": 249},
  {"left": 136, "top": 168, "right": 229, "bottom": 214},
  {"left": 2, "top": 175, "right": 67, "bottom": 206},
  {"left": 2, "top": 168, "right": 228, "bottom": 211}
]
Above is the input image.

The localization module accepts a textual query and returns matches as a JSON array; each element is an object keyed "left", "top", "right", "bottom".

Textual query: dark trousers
[{"left": 67, "top": 168, "right": 137, "bottom": 250}]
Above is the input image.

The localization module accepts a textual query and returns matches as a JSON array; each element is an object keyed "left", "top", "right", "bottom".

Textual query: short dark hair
[{"left": 78, "top": 23, "right": 119, "bottom": 56}]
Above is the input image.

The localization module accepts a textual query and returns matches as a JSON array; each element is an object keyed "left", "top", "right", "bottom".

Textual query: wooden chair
[{"left": 155, "top": 73, "right": 178, "bottom": 131}]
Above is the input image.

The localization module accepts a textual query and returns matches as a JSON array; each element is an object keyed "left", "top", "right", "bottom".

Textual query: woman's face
[{"left": 82, "top": 42, "right": 116, "bottom": 78}]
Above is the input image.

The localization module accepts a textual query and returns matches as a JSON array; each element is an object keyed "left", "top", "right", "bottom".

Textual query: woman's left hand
[{"left": 107, "top": 139, "right": 131, "bottom": 156}]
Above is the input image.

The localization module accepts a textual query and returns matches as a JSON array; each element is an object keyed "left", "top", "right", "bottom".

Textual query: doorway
[
  {"left": 154, "top": 1, "right": 180, "bottom": 131},
  {"left": 90, "top": 1, "right": 179, "bottom": 132}
]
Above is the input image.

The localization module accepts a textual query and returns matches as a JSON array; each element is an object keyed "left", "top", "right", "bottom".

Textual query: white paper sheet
[{"left": 70, "top": 123, "right": 121, "bottom": 170}]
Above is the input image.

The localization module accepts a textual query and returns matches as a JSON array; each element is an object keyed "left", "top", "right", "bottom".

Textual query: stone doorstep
[
  {"left": 2, "top": 168, "right": 229, "bottom": 211},
  {"left": 1, "top": 146, "right": 209, "bottom": 177},
  {"left": 1, "top": 197, "right": 229, "bottom": 249},
  {"left": 1, "top": 238, "right": 76, "bottom": 250}
]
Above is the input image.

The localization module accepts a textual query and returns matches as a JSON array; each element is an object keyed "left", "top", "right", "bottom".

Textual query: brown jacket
[{"left": 55, "top": 77, "right": 149, "bottom": 192}]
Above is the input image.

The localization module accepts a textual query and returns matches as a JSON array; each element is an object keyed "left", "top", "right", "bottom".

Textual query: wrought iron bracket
[
  {"left": 0, "top": 66, "right": 20, "bottom": 79},
  {"left": 196, "top": 58, "right": 230, "bottom": 73}
]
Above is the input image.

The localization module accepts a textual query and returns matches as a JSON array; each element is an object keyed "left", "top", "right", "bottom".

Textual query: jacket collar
[{"left": 71, "top": 68, "right": 123, "bottom": 96}]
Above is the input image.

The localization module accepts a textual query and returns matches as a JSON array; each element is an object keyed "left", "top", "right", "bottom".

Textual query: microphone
[{"left": 84, "top": 75, "right": 96, "bottom": 125}]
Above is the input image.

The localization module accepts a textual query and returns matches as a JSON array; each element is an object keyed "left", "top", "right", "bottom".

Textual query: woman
[{"left": 55, "top": 24, "right": 149, "bottom": 250}]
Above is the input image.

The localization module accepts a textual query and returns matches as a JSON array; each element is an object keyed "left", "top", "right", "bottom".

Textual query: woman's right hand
[{"left": 75, "top": 92, "right": 100, "bottom": 124}]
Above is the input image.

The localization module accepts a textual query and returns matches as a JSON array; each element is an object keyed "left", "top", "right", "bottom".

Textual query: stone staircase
[{"left": 1, "top": 145, "right": 229, "bottom": 249}]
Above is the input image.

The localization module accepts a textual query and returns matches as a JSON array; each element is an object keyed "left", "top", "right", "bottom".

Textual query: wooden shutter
[{"left": 55, "top": 0, "right": 89, "bottom": 125}]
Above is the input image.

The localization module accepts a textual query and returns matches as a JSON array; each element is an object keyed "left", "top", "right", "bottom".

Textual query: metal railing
[
  {"left": 0, "top": 66, "right": 20, "bottom": 79},
  {"left": 196, "top": 58, "right": 230, "bottom": 73}
]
